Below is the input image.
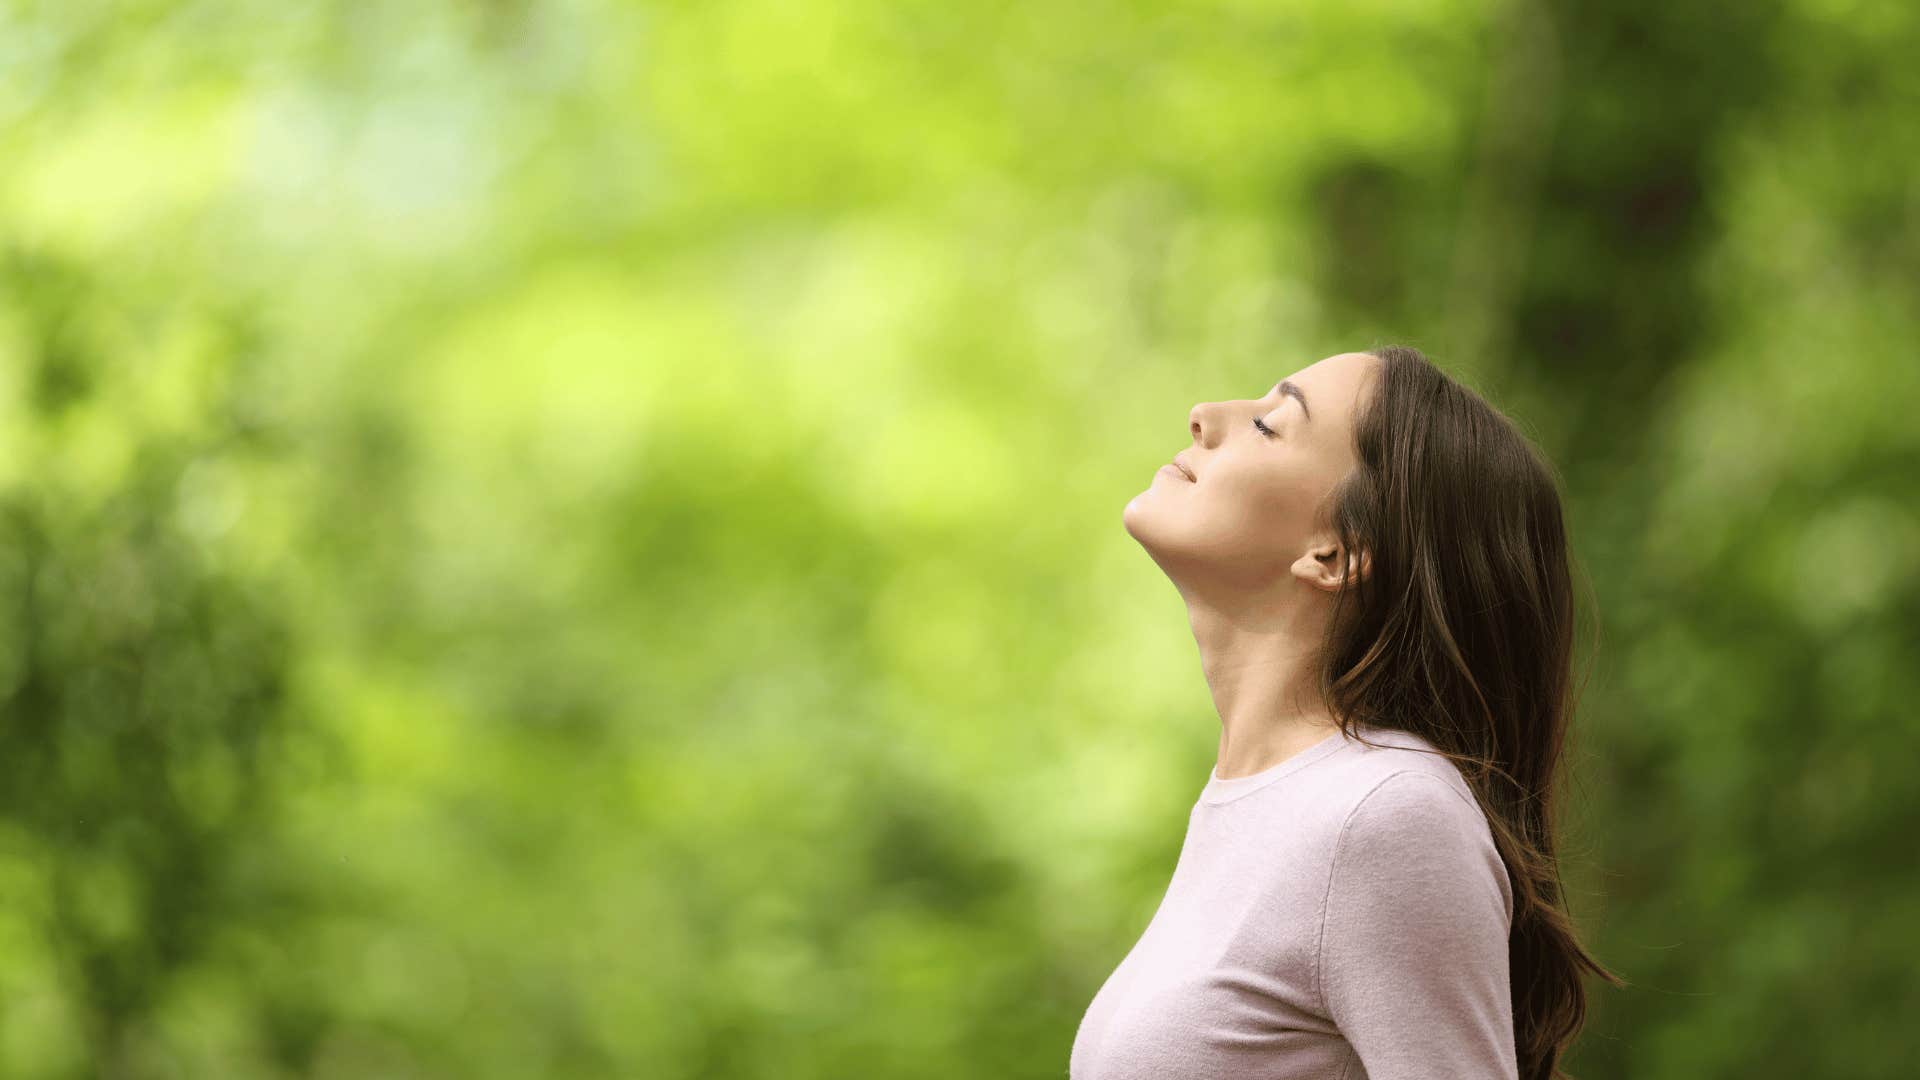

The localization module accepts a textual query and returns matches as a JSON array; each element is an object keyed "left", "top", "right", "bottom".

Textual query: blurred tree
[{"left": 0, "top": 248, "right": 318, "bottom": 1074}]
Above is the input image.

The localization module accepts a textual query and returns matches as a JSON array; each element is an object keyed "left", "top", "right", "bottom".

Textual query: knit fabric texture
[{"left": 1068, "top": 722, "right": 1517, "bottom": 1080}]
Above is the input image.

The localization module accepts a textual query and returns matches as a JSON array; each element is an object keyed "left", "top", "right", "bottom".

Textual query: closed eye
[{"left": 1252, "top": 416, "right": 1277, "bottom": 438}]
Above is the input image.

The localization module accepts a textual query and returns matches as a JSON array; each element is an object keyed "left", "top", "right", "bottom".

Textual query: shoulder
[
  {"left": 1337, "top": 770, "right": 1487, "bottom": 853},
  {"left": 1323, "top": 764, "right": 1513, "bottom": 930},
  {"left": 1328, "top": 724, "right": 1482, "bottom": 811},
  {"left": 1314, "top": 726, "right": 1509, "bottom": 898},
  {"left": 1328, "top": 727, "right": 1491, "bottom": 843}
]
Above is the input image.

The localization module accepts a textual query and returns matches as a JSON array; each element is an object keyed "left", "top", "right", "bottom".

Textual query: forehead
[{"left": 1288, "top": 352, "right": 1379, "bottom": 417}]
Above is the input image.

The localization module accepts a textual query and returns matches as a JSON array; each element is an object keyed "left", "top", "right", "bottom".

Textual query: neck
[{"left": 1181, "top": 583, "right": 1342, "bottom": 779}]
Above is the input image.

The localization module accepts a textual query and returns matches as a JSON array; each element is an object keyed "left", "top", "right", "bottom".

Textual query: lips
[{"left": 1170, "top": 458, "right": 1196, "bottom": 482}]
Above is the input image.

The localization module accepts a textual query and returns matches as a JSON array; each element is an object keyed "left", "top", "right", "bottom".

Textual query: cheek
[
  {"left": 1193, "top": 465, "right": 1315, "bottom": 544},
  {"left": 1214, "top": 461, "right": 1314, "bottom": 519}
]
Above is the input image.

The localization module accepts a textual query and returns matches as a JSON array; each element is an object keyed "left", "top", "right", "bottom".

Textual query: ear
[{"left": 1291, "top": 538, "right": 1370, "bottom": 593}]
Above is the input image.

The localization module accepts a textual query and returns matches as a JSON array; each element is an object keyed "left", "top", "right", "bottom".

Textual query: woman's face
[{"left": 1123, "top": 351, "right": 1380, "bottom": 594}]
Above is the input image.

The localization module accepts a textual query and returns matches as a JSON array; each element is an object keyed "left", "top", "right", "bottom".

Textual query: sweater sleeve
[{"left": 1316, "top": 771, "right": 1517, "bottom": 1080}]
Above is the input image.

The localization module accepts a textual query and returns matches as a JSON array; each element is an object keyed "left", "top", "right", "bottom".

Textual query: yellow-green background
[{"left": 2, "top": 1, "right": 1915, "bottom": 1076}]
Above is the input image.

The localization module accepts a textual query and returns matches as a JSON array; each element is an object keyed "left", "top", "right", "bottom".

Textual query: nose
[{"left": 1188, "top": 402, "right": 1211, "bottom": 445}]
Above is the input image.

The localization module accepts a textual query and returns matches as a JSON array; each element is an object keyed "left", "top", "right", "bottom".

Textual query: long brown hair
[{"left": 1318, "top": 344, "right": 1626, "bottom": 1080}]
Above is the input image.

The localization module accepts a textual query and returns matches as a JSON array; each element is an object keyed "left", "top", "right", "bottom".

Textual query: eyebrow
[{"left": 1273, "top": 380, "right": 1311, "bottom": 422}]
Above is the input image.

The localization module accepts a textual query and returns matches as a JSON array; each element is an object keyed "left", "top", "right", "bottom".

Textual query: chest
[{"left": 1068, "top": 820, "right": 1353, "bottom": 1080}]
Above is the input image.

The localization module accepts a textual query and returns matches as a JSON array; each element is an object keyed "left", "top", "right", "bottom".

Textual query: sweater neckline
[{"left": 1201, "top": 725, "right": 1355, "bottom": 806}]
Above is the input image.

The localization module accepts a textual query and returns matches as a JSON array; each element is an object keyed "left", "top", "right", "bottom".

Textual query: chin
[
  {"left": 1122, "top": 489, "right": 1154, "bottom": 538},
  {"left": 1121, "top": 492, "right": 1176, "bottom": 551}
]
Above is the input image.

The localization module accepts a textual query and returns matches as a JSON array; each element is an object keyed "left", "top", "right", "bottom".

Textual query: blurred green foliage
[{"left": 1, "top": 0, "right": 1917, "bottom": 1077}]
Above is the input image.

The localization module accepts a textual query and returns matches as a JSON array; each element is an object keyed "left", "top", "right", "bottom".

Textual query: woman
[{"left": 1072, "top": 346, "right": 1623, "bottom": 1080}]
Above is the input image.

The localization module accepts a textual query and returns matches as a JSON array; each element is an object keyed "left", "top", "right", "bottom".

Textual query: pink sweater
[{"left": 1069, "top": 723, "right": 1517, "bottom": 1080}]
